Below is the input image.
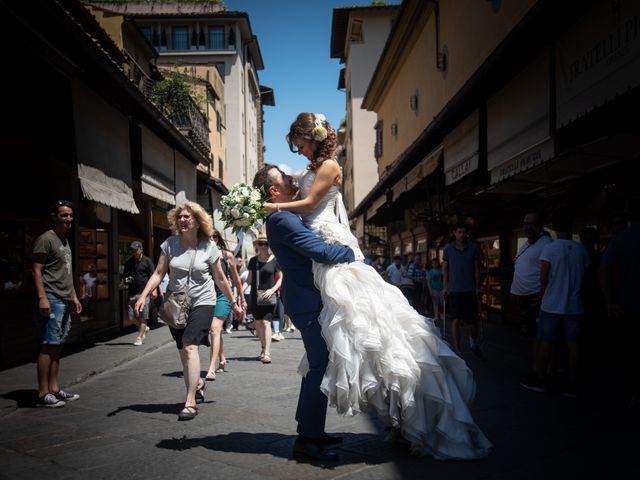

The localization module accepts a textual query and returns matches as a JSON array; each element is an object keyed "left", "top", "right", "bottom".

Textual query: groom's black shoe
[
  {"left": 292, "top": 437, "right": 340, "bottom": 462},
  {"left": 319, "top": 433, "right": 343, "bottom": 445}
]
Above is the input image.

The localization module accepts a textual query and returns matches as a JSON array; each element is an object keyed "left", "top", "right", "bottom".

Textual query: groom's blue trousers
[{"left": 291, "top": 310, "right": 329, "bottom": 439}]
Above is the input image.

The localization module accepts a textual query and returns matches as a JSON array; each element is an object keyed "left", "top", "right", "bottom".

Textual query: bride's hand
[{"left": 264, "top": 202, "right": 277, "bottom": 215}]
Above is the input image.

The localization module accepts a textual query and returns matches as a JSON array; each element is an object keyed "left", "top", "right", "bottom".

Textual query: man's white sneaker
[
  {"left": 142, "top": 326, "right": 150, "bottom": 339},
  {"left": 133, "top": 337, "right": 143, "bottom": 346},
  {"left": 53, "top": 389, "right": 80, "bottom": 402},
  {"left": 36, "top": 393, "right": 65, "bottom": 408}
]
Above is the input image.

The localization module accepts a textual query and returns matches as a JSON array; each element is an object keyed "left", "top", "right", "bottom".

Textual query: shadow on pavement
[
  {"left": 1, "top": 389, "right": 38, "bottom": 408},
  {"left": 156, "top": 431, "right": 396, "bottom": 467},
  {"left": 106, "top": 401, "right": 212, "bottom": 417}
]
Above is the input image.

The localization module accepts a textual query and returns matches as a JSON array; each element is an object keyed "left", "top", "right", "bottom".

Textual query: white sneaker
[
  {"left": 278, "top": 332, "right": 286, "bottom": 341},
  {"left": 36, "top": 393, "right": 65, "bottom": 408},
  {"left": 142, "top": 326, "right": 150, "bottom": 339},
  {"left": 271, "top": 333, "right": 281, "bottom": 342},
  {"left": 133, "top": 337, "right": 143, "bottom": 346},
  {"left": 225, "top": 327, "right": 232, "bottom": 334}
]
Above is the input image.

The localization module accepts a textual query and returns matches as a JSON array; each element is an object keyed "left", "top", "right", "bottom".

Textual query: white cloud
[
  {"left": 278, "top": 163, "right": 293, "bottom": 175},
  {"left": 278, "top": 163, "right": 306, "bottom": 178}
]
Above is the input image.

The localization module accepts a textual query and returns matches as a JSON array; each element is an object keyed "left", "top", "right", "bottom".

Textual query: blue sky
[{"left": 225, "top": 0, "right": 399, "bottom": 175}]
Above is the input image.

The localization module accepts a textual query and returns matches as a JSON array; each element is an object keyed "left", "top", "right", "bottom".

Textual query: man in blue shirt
[{"left": 443, "top": 223, "right": 484, "bottom": 359}]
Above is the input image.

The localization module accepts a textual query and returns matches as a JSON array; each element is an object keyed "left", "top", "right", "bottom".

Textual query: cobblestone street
[{"left": 1, "top": 321, "right": 635, "bottom": 479}]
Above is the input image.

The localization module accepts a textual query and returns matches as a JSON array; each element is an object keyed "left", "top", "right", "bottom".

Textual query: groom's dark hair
[{"left": 253, "top": 164, "right": 281, "bottom": 198}]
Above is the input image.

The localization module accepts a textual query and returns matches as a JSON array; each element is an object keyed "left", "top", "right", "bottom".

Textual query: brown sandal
[
  {"left": 195, "top": 380, "right": 206, "bottom": 403},
  {"left": 178, "top": 405, "right": 198, "bottom": 421},
  {"left": 215, "top": 360, "right": 228, "bottom": 373}
]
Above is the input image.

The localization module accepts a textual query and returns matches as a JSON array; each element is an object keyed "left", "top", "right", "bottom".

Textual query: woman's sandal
[
  {"left": 215, "top": 360, "right": 228, "bottom": 373},
  {"left": 205, "top": 370, "right": 216, "bottom": 381},
  {"left": 195, "top": 380, "right": 206, "bottom": 403},
  {"left": 178, "top": 405, "right": 198, "bottom": 421},
  {"left": 261, "top": 353, "right": 272, "bottom": 364}
]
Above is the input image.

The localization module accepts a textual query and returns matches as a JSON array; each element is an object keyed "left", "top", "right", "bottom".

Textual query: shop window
[
  {"left": 78, "top": 228, "right": 109, "bottom": 323},
  {"left": 0, "top": 216, "right": 44, "bottom": 296},
  {"left": 478, "top": 237, "right": 501, "bottom": 311}
]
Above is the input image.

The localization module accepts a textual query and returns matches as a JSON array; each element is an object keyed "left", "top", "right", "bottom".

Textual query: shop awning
[
  {"left": 391, "top": 145, "right": 442, "bottom": 199},
  {"left": 488, "top": 50, "right": 554, "bottom": 185},
  {"left": 72, "top": 79, "right": 139, "bottom": 214},
  {"left": 141, "top": 174, "right": 175, "bottom": 205},
  {"left": 78, "top": 164, "right": 139, "bottom": 214},
  {"left": 141, "top": 125, "right": 176, "bottom": 205},
  {"left": 556, "top": 0, "right": 640, "bottom": 128},
  {"left": 444, "top": 110, "right": 479, "bottom": 185},
  {"left": 488, "top": 132, "right": 638, "bottom": 195},
  {"left": 175, "top": 150, "right": 197, "bottom": 204}
]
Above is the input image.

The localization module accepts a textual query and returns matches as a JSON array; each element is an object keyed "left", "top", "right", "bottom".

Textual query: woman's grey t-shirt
[{"left": 160, "top": 235, "right": 221, "bottom": 307}]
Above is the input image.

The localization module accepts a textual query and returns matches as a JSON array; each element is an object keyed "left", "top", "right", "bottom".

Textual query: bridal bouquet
[{"left": 220, "top": 184, "right": 267, "bottom": 233}]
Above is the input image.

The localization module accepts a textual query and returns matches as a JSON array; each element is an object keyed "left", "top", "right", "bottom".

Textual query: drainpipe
[{"left": 427, "top": 1, "right": 445, "bottom": 71}]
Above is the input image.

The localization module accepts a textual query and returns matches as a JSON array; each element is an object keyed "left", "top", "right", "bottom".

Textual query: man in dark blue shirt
[{"left": 443, "top": 223, "right": 484, "bottom": 360}]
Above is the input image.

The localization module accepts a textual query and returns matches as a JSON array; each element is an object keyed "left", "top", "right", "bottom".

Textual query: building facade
[
  {"left": 87, "top": 1, "right": 274, "bottom": 248},
  {"left": 353, "top": 0, "right": 639, "bottom": 318},
  {"left": 330, "top": 5, "right": 399, "bottom": 254},
  {"left": 0, "top": 0, "right": 211, "bottom": 367}
]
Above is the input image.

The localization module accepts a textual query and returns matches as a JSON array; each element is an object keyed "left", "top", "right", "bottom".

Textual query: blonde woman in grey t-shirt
[{"left": 135, "top": 202, "right": 242, "bottom": 421}]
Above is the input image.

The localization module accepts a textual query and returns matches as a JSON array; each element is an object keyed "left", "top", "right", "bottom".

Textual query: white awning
[
  {"left": 175, "top": 150, "right": 197, "bottom": 204},
  {"left": 488, "top": 50, "right": 554, "bottom": 184},
  {"left": 391, "top": 145, "right": 442, "bottom": 199},
  {"left": 366, "top": 194, "right": 387, "bottom": 221},
  {"left": 141, "top": 125, "right": 176, "bottom": 204},
  {"left": 141, "top": 174, "right": 175, "bottom": 205},
  {"left": 556, "top": 0, "right": 640, "bottom": 127},
  {"left": 78, "top": 164, "right": 139, "bottom": 214},
  {"left": 444, "top": 110, "right": 479, "bottom": 185},
  {"left": 72, "top": 79, "right": 139, "bottom": 213}
]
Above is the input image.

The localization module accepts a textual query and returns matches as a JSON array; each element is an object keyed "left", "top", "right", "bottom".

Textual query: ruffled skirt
[{"left": 307, "top": 260, "right": 493, "bottom": 459}]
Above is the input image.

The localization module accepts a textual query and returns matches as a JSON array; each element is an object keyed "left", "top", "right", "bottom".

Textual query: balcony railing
[
  {"left": 145, "top": 77, "right": 211, "bottom": 160},
  {"left": 171, "top": 97, "right": 211, "bottom": 159}
]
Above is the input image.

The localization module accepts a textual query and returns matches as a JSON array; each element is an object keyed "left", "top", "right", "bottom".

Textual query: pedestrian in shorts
[{"left": 32, "top": 200, "right": 82, "bottom": 407}]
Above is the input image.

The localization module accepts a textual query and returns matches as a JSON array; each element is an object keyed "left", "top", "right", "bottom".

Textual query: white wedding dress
[{"left": 297, "top": 168, "right": 492, "bottom": 460}]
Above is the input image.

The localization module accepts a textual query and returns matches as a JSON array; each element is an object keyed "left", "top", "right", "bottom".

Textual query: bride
[{"left": 264, "top": 112, "right": 492, "bottom": 460}]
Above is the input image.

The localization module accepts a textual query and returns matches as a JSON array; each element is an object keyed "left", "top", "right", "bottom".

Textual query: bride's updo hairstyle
[{"left": 286, "top": 112, "right": 338, "bottom": 172}]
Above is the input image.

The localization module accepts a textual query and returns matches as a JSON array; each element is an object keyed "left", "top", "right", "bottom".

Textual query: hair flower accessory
[
  {"left": 220, "top": 183, "right": 267, "bottom": 233},
  {"left": 311, "top": 113, "right": 328, "bottom": 141}
]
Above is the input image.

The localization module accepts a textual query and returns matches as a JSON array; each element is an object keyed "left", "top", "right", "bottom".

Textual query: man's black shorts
[{"left": 448, "top": 291, "right": 478, "bottom": 324}]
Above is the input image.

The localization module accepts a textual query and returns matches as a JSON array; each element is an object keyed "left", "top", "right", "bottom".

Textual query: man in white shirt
[
  {"left": 521, "top": 212, "right": 590, "bottom": 397},
  {"left": 510, "top": 213, "right": 552, "bottom": 372},
  {"left": 385, "top": 255, "right": 405, "bottom": 287}
]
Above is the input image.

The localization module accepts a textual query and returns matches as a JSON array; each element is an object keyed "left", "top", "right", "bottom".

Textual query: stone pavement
[{"left": 0, "top": 320, "right": 636, "bottom": 479}]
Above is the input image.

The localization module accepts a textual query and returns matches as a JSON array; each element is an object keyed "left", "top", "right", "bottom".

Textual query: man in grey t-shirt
[
  {"left": 32, "top": 201, "right": 82, "bottom": 408},
  {"left": 443, "top": 223, "right": 484, "bottom": 360}
]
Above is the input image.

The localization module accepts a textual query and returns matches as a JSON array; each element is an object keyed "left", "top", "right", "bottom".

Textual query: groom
[{"left": 253, "top": 164, "right": 358, "bottom": 462}]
